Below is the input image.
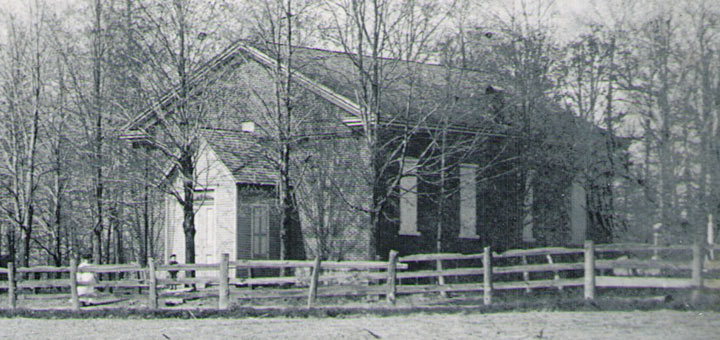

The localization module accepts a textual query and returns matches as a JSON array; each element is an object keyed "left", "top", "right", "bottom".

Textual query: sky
[{"left": 0, "top": 0, "right": 598, "bottom": 43}]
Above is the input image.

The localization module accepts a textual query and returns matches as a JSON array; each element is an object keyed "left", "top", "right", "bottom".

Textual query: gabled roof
[
  {"left": 249, "top": 43, "right": 497, "bottom": 130},
  {"left": 122, "top": 40, "right": 497, "bottom": 137},
  {"left": 121, "top": 41, "right": 253, "bottom": 141},
  {"left": 121, "top": 41, "right": 365, "bottom": 139},
  {"left": 122, "top": 40, "right": 499, "bottom": 184}
]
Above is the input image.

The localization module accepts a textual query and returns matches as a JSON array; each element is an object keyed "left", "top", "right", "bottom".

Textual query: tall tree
[
  {"left": 0, "top": 2, "right": 47, "bottom": 267},
  {"left": 685, "top": 0, "right": 720, "bottom": 243},
  {"left": 35, "top": 52, "right": 72, "bottom": 267},
  {"left": 131, "top": 0, "right": 230, "bottom": 266},
  {"left": 613, "top": 5, "right": 687, "bottom": 242},
  {"left": 319, "top": 0, "right": 455, "bottom": 258},
  {"left": 89, "top": 0, "right": 106, "bottom": 264},
  {"left": 562, "top": 27, "right": 627, "bottom": 241},
  {"left": 245, "top": 0, "right": 319, "bottom": 260}
]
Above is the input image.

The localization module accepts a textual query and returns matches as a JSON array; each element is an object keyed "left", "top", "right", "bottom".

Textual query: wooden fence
[{"left": 2, "top": 241, "right": 719, "bottom": 310}]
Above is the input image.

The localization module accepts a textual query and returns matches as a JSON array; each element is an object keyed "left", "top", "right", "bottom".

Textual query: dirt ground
[{"left": 0, "top": 310, "right": 718, "bottom": 339}]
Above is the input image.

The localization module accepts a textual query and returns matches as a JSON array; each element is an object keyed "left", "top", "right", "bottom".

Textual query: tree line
[{"left": 0, "top": 0, "right": 717, "bottom": 266}]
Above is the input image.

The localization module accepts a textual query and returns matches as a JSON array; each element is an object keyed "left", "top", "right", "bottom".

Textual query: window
[
  {"left": 399, "top": 158, "right": 420, "bottom": 236},
  {"left": 522, "top": 170, "right": 536, "bottom": 243},
  {"left": 459, "top": 163, "right": 479, "bottom": 239},
  {"left": 251, "top": 205, "right": 270, "bottom": 258}
]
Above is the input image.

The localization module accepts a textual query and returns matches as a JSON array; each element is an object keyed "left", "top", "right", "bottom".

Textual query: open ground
[{"left": 1, "top": 310, "right": 719, "bottom": 339}]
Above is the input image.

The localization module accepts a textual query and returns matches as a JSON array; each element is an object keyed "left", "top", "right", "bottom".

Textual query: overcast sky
[{"left": 0, "top": 0, "right": 599, "bottom": 43}]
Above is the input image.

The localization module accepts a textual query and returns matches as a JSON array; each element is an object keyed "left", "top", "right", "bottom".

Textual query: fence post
[
  {"left": 483, "top": 246, "right": 492, "bottom": 305},
  {"left": 70, "top": 258, "right": 80, "bottom": 311},
  {"left": 7, "top": 262, "right": 16, "bottom": 310},
  {"left": 584, "top": 240, "right": 596, "bottom": 300},
  {"left": 219, "top": 253, "right": 230, "bottom": 310},
  {"left": 307, "top": 256, "right": 321, "bottom": 308},
  {"left": 387, "top": 250, "right": 398, "bottom": 305},
  {"left": 247, "top": 268, "right": 253, "bottom": 290},
  {"left": 436, "top": 259, "right": 447, "bottom": 298},
  {"left": 148, "top": 258, "right": 158, "bottom": 309},
  {"left": 547, "top": 254, "right": 562, "bottom": 291},
  {"left": 692, "top": 241, "right": 704, "bottom": 303},
  {"left": 521, "top": 256, "right": 531, "bottom": 294}
]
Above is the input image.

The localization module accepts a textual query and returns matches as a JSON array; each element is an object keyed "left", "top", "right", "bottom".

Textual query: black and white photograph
[{"left": 0, "top": 0, "right": 719, "bottom": 338}]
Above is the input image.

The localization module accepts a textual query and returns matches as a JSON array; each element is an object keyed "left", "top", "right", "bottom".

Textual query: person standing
[
  {"left": 77, "top": 254, "right": 98, "bottom": 305},
  {"left": 168, "top": 254, "right": 179, "bottom": 289}
]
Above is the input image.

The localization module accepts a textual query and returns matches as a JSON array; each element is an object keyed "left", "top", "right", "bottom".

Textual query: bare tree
[
  {"left": 612, "top": 6, "right": 688, "bottom": 242},
  {"left": 684, "top": 0, "right": 720, "bottom": 244},
  {"left": 0, "top": 2, "right": 47, "bottom": 267},
  {"left": 127, "top": 0, "right": 231, "bottom": 266},
  {"left": 243, "top": 0, "right": 320, "bottom": 260},
  {"left": 34, "top": 53, "right": 72, "bottom": 267},
  {"left": 562, "top": 27, "right": 627, "bottom": 241},
  {"left": 319, "top": 0, "right": 455, "bottom": 258}
]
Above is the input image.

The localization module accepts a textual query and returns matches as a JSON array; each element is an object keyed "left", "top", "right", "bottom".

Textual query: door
[
  {"left": 251, "top": 204, "right": 270, "bottom": 259},
  {"left": 197, "top": 205, "right": 215, "bottom": 264}
]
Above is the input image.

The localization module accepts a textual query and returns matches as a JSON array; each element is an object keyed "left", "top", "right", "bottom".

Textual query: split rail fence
[{"left": 2, "top": 241, "right": 719, "bottom": 311}]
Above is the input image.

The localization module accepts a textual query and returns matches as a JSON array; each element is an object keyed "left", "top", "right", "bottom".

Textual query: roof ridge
[{"left": 244, "top": 38, "right": 451, "bottom": 69}]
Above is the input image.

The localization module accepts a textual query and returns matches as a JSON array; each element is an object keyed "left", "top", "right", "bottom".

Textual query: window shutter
[
  {"left": 459, "top": 163, "right": 479, "bottom": 239},
  {"left": 399, "top": 158, "right": 420, "bottom": 236}
]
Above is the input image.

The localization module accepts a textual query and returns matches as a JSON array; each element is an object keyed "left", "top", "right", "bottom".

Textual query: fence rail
[
  {"left": 595, "top": 259, "right": 691, "bottom": 271},
  {"left": 594, "top": 243, "right": 699, "bottom": 253},
  {"left": 2, "top": 241, "right": 718, "bottom": 310},
  {"left": 492, "top": 247, "right": 584, "bottom": 258}
]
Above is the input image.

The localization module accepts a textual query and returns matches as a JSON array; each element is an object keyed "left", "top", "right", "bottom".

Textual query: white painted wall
[{"left": 165, "top": 140, "right": 238, "bottom": 277}]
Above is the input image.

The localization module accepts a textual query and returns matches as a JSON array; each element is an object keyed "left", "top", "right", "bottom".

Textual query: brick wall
[
  {"left": 374, "top": 132, "right": 525, "bottom": 258},
  {"left": 292, "top": 99, "right": 373, "bottom": 261}
]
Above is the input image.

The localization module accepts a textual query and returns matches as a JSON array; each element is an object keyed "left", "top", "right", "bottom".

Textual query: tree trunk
[
  {"left": 7, "top": 229, "right": 16, "bottom": 264},
  {"left": 93, "top": 230, "right": 102, "bottom": 264},
  {"left": 104, "top": 220, "right": 112, "bottom": 264},
  {"left": 112, "top": 207, "right": 124, "bottom": 264},
  {"left": 143, "top": 156, "right": 150, "bottom": 266},
  {"left": 437, "top": 128, "right": 447, "bottom": 254},
  {"left": 181, "top": 152, "right": 196, "bottom": 271},
  {"left": 22, "top": 218, "right": 31, "bottom": 268},
  {"left": 92, "top": 0, "right": 104, "bottom": 265}
]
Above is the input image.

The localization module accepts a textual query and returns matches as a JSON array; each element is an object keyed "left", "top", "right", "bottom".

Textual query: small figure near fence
[
  {"left": 168, "top": 254, "right": 179, "bottom": 290},
  {"left": 77, "top": 254, "right": 98, "bottom": 305}
]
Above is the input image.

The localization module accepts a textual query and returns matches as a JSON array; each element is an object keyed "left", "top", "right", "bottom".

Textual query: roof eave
[
  {"left": 120, "top": 129, "right": 151, "bottom": 143},
  {"left": 236, "top": 43, "right": 364, "bottom": 122}
]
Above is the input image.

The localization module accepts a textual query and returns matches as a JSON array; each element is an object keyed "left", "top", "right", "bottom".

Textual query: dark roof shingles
[{"left": 203, "top": 129, "right": 278, "bottom": 185}]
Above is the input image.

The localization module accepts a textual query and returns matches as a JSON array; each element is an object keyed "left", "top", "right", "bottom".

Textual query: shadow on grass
[{"left": 1, "top": 288, "right": 718, "bottom": 319}]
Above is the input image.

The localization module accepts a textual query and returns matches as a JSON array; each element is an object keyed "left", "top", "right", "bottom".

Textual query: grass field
[
  {"left": 1, "top": 310, "right": 718, "bottom": 339},
  {"left": 2, "top": 288, "right": 720, "bottom": 339}
]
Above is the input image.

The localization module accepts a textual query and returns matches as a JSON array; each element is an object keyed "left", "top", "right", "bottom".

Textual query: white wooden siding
[{"left": 164, "top": 141, "right": 238, "bottom": 277}]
